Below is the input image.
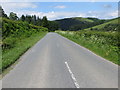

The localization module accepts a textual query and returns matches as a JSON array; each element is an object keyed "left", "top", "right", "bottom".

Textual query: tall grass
[
  {"left": 1, "top": 32, "right": 47, "bottom": 72},
  {"left": 1, "top": 18, "right": 48, "bottom": 72},
  {"left": 56, "top": 30, "right": 119, "bottom": 65}
]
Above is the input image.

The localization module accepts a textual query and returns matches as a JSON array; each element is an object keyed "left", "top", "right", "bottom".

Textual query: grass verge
[
  {"left": 1, "top": 31, "right": 47, "bottom": 73},
  {"left": 56, "top": 31, "right": 118, "bottom": 65}
]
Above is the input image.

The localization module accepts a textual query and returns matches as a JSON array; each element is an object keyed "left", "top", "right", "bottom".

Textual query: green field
[{"left": 84, "top": 18, "right": 118, "bottom": 31}]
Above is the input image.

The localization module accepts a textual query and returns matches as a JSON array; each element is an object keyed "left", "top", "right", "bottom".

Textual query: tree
[
  {"left": 48, "top": 21, "right": 59, "bottom": 31},
  {"left": 9, "top": 12, "right": 18, "bottom": 20},
  {"left": 20, "top": 15, "right": 25, "bottom": 21},
  {"left": 25, "top": 15, "right": 32, "bottom": 24},
  {"left": 41, "top": 16, "right": 49, "bottom": 28},
  {"left": 0, "top": 6, "right": 8, "bottom": 18},
  {"left": 31, "top": 15, "right": 37, "bottom": 25},
  {"left": 36, "top": 16, "right": 42, "bottom": 26}
]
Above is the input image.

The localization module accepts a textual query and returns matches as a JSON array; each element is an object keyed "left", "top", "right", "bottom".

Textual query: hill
[
  {"left": 56, "top": 17, "right": 119, "bottom": 64},
  {"left": 55, "top": 17, "right": 107, "bottom": 31},
  {"left": 83, "top": 17, "right": 119, "bottom": 31}
]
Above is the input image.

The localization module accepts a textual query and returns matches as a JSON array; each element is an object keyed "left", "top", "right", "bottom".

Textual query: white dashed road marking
[{"left": 65, "top": 61, "right": 80, "bottom": 88}]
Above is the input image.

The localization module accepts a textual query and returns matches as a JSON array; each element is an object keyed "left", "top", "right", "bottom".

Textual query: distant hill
[
  {"left": 55, "top": 17, "right": 108, "bottom": 31},
  {"left": 83, "top": 17, "right": 119, "bottom": 31}
]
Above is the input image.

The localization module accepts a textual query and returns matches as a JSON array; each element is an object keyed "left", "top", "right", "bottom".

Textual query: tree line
[
  {"left": 56, "top": 17, "right": 107, "bottom": 31},
  {"left": 0, "top": 6, "right": 50, "bottom": 71},
  {"left": 0, "top": 6, "right": 59, "bottom": 31}
]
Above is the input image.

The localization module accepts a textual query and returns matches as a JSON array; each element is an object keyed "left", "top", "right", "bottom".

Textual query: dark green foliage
[
  {"left": 20, "top": 15, "right": 25, "bottom": 21},
  {"left": 20, "top": 15, "right": 42, "bottom": 26},
  {"left": 3, "top": 36, "right": 17, "bottom": 49},
  {"left": 42, "top": 16, "right": 49, "bottom": 28},
  {"left": 2, "top": 18, "right": 48, "bottom": 50},
  {"left": 48, "top": 21, "right": 59, "bottom": 32},
  {"left": 36, "top": 16, "right": 42, "bottom": 26},
  {"left": 1, "top": 18, "right": 48, "bottom": 71},
  {"left": 2, "top": 9, "right": 57, "bottom": 32},
  {"left": 25, "top": 15, "right": 32, "bottom": 23},
  {"left": 103, "top": 24, "right": 118, "bottom": 31},
  {"left": 55, "top": 17, "right": 107, "bottom": 31},
  {"left": 85, "top": 18, "right": 119, "bottom": 32},
  {"left": 19, "top": 15, "right": 57, "bottom": 31},
  {"left": 0, "top": 6, "right": 8, "bottom": 18},
  {"left": 90, "top": 23, "right": 118, "bottom": 31},
  {"left": 31, "top": 15, "right": 37, "bottom": 25},
  {"left": 9, "top": 12, "right": 18, "bottom": 20}
]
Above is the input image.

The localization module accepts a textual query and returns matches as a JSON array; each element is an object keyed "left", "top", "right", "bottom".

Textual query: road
[{"left": 2, "top": 32, "right": 118, "bottom": 88}]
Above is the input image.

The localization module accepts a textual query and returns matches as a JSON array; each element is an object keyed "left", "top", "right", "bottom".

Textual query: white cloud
[
  {"left": 2, "top": 9, "right": 118, "bottom": 20},
  {"left": 1, "top": 2, "right": 37, "bottom": 8},
  {"left": 0, "top": 2, "right": 37, "bottom": 14},
  {"left": 86, "top": 10, "right": 118, "bottom": 19},
  {"left": 0, "top": 2, "right": 118, "bottom": 20},
  {"left": 108, "top": 10, "right": 118, "bottom": 17},
  {"left": 90, "top": 0, "right": 96, "bottom": 2},
  {"left": 54, "top": 5, "right": 66, "bottom": 9},
  {"left": 103, "top": 4, "right": 112, "bottom": 8},
  {"left": 14, "top": 10, "right": 85, "bottom": 20}
]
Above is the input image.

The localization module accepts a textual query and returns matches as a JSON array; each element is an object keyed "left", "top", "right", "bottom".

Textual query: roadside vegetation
[
  {"left": 1, "top": 18, "right": 48, "bottom": 72},
  {"left": 0, "top": 5, "right": 60, "bottom": 72},
  {"left": 0, "top": 5, "right": 119, "bottom": 73},
  {"left": 0, "top": 6, "right": 54, "bottom": 72},
  {"left": 56, "top": 18, "right": 119, "bottom": 65}
]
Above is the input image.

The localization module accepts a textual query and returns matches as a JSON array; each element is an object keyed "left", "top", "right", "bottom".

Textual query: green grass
[
  {"left": 73, "top": 17, "right": 94, "bottom": 22},
  {"left": 84, "top": 18, "right": 118, "bottom": 31},
  {"left": 1, "top": 31, "right": 47, "bottom": 72},
  {"left": 56, "top": 31, "right": 118, "bottom": 65}
]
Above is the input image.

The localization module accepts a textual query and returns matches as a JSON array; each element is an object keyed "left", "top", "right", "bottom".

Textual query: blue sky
[
  {"left": 1, "top": 2, "right": 118, "bottom": 20},
  {"left": 33, "top": 2, "right": 117, "bottom": 12}
]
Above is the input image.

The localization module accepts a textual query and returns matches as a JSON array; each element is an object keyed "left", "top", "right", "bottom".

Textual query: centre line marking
[{"left": 65, "top": 61, "right": 80, "bottom": 88}]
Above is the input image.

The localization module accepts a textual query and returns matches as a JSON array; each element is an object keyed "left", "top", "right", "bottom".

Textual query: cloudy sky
[{"left": 1, "top": 2, "right": 118, "bottom": 20}]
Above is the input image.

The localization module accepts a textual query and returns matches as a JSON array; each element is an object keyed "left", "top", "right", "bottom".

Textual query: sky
[
  {"left": 0, "top": 0, "right": 119, "bottom": 2},
  {"left": 0, "top": 2, "right": 118, "bottom": 20}
]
